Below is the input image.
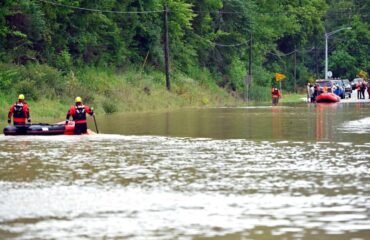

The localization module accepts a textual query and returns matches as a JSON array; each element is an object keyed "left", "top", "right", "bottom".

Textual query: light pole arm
[
  {"left": 324, "top": 27, "right": 351, "bottom": 80},
  {"left": 327, "top": 27, "right": 351, "bottom": 37}
]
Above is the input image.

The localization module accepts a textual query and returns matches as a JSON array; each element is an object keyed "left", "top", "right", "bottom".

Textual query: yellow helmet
[
  {"left": 18, "top": 94, "right": 25, "bottom": 100},
  {"left": 75, "top": 96, "right": 82, "bottom": 103}
]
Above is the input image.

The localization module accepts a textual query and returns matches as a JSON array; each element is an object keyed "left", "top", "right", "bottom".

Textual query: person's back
[
  {"left": 8, "top": 94, "right": 31, "bottom": 125},
  {"left": 323, "top": 86, "right": 328, "bottom": 93},
  {"left": 66, "top": 97, "right": 94, "bottom": 135}
]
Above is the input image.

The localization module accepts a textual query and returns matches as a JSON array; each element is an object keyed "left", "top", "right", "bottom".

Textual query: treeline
[{"left": 0, "top": 0, "right": 369, "bottom": 99}]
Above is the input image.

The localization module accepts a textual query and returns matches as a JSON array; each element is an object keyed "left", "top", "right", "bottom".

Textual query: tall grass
[
  {"left": 0, "top": 64, "right": 241, "bottom": 121},
  {"left": 248, "top": 85, "right": 271, "bottom": 102}
]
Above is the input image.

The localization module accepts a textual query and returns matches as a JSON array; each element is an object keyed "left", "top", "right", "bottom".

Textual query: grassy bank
[
  {"left": 280, "top": 93, "right": 306, "bottom": 103},
  {"left": 0, "top": 64, "right": 244, "bottom": 122},
  {"left": 0, "top": 64, "right": 307, "bottom": 123}
]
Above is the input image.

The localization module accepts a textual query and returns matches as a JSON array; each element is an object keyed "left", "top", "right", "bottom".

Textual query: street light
[{"left": 325, "top": 26, "right": 352, "bottom": 80}]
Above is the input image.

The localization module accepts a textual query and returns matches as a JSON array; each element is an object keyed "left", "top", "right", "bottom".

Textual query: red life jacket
[
  {"left": 67, "top": 105, "right": 92, "bottom": 124},
  {"left": 272, "top": 88, "right": 280, "bottom": 97},
  {"left": 8, "top": 101, "right": 29, "bottom": 124}
]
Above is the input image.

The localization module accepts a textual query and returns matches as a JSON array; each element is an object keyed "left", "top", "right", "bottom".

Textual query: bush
[
  {"left": 15, "top": 79, "right": 40, "bottom": 101},
  {"left": 102, "top": 99, "right": 118, "bottom": 114},
  {"left": 17, "top": 64, "right": 66, "bottom": 99},
  {"left": 0, "top": 68, "right": 19, "bottom": 91},
  {"left": 55, "top": 50, "right": 72, "bottom": 72}
]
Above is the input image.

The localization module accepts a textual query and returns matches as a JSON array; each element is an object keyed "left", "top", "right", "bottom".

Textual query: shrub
[
  {"left": 55, "top": 50, "right": 72, "bottom": 72},
  {"left": 15, "top": 79, "right": 39, "bottom": 100},
  {"left": 102, "top": 99, "right": 118, "bottom": 114}
]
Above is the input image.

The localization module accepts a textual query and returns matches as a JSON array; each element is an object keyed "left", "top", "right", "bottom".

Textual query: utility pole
[
  {"left": 245, "top": 31, "right": 252, "bottom": 101},
  {"left": 315, "top": 43, "right": 319, "bottom": 79},
  {"left": 248, "top": 32, "right": 252, "bottom": 83},
  {"left": 163, "top": 3, "right": 171, "bottom": 91},
  {"left": 294, "top": 48, "right": 297, "bottom": 93}
]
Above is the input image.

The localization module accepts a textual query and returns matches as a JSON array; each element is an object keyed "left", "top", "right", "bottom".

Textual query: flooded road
[{"left": 1, "top": 102, "right": 370, "bottom": 239}]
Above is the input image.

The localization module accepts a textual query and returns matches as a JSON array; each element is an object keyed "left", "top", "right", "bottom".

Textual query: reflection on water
[
  {"left": 98, "top": 103, "right": 370, "bottom": 142},
  {"left": 1, "top": 103, "right": 370, "bottom": 239}
]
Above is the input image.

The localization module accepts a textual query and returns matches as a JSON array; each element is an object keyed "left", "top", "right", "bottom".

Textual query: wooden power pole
[{"left": 163, "top": 3, "right": 171, "bottom": 91}]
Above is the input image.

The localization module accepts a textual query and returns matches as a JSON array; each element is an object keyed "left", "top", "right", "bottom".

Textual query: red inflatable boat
[{"left": 316, "top": 93, "right": 340, "bottom": 103}]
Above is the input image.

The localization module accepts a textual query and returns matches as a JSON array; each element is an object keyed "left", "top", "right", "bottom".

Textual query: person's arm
[
  {"left": 66, "top": 107, "right": 72, "bottom": 124},
  {"left": 24, "top": 105, "right": 31, "bottom": 123},
  {"left": 7, "top": 105, "right": 14, "bottom": 124},
  {"left": 86, "top": 106, "right": 94, "bottom": 116}
]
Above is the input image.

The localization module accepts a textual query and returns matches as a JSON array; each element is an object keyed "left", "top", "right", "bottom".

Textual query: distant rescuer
[
  {"left": 66, "top": 97, "right": 94, "bottom": 135},
  {"left": 7, "top": 94, "right": 31, "bottom": 125},
  {"left": 271, "top": 87, "right": 282, "bottom": 106}
]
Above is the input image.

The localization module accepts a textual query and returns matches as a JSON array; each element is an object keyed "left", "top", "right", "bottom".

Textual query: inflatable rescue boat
[
  {"left": 3, "top": 121, "right": 76, "bottom": 136},
  {"left": 316, "top": 93, "right": 340, "bottom": 103}
]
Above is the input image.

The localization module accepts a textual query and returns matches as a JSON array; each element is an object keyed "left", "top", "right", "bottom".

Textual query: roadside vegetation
[
  {"left": 0, "top": 0, "right": 369, "bottom": 121},
  {"left": 0, "top": 63, "right": 244, "bottom": 121}
]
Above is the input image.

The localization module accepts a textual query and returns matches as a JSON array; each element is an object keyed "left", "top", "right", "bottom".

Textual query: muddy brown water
[{"left": 1, "top": 102, "right": 369, "bottom": 239}]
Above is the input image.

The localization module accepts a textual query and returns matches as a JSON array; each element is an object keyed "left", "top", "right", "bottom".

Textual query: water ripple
[{"left": 0, "top": 135, "right": 369, "bottom": 239}]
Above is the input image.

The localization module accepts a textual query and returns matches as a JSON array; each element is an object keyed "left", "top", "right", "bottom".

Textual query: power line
[
  {"left": 267, "top": 46, "right": 315, "bottom": 57},
  {"left": 192, "top": 9, "right": 369, "bottom": 17},
  {"left": 214, "top": 40, "right": 250, "bottom": 47},
  {"left": 195, "top": 35, "right": 251, "bottom": 48},
  {"left": 37, "top": 0, "right": 164, "bottom": 14},
  {"left": 36, "top": 0, "right": 369, "bottom": 18}
]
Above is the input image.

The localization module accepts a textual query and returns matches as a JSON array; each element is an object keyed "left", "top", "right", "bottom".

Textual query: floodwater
[{"left": 0, "top": 102, "right": 370, "bottom": 240}]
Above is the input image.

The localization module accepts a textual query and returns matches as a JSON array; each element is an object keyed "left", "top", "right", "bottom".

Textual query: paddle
[{"left": 92, "top": 114, "right": 99, "bottom": 134}]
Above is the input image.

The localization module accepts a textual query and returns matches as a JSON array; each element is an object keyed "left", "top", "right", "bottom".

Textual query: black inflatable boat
[{"left": 3, "top": 123, "right": 74, "bottom": 136}]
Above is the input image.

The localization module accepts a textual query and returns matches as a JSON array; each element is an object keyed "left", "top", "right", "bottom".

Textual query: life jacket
[
  {"left": 361, "top": 82, "right": 366, "bottom": 90},
  {"left": 71, "top": 105, "right": 87, "bottom": 124},
  {"left": 272, "top": 88, "right": 280, "bottom": 97},
  {"left": 356, "top": 83, "right": 361, "bottom": 90},
  {"left": 10, "top": 102, "right": 29, "bottom": 124}
]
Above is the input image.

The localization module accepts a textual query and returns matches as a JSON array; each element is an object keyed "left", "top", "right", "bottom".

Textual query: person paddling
[
  {"left": 7, "top": 94, "right": 31, "bottom": 125},
  {"left": 65, "top": 97, "right": 94, "bottom": 135}
]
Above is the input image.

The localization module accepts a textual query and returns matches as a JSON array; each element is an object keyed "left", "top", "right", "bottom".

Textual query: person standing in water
[
  {"left": 66, "top": 97, "right": 94, "bottom": 135},
  {"left": 8, "top": 94, "right": 31, "bottom": 125},
  {"left": 271, "top": 87, "right": 282, "bottom": 106}
]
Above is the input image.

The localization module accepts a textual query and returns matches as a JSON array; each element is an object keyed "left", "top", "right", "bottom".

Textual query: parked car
[
  {"left": 331, "top": 79, "right": 345, "bottom": 99},
  {"left": 341, "top": 79, "right": 352, "bottom": 98},
  {"left": 351, "top": 78, "right": 363, "bottom": 90},
  {"left": 315, "top": 79, "right": 334, "bottom": 94}
]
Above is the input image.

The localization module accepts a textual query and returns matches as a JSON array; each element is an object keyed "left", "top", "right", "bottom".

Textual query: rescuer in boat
[
  {"left": 7, "top": 94, "right": 31, "bottom": 125},
  {"left": 65, "top": 97, "right": 94, "bottom": 135},
  {"left": 271, "top": 87, "right": 282, "bottom": 106}
]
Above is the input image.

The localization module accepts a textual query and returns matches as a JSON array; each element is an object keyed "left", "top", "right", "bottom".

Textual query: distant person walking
[
  {"left": 309, "top": 84, "right": 315, "bottom": 102},
  {"left": 367, "top": 82, "right": 370, "bottom": 99},
  {"left": 271, "top": 87, "right": 282, "bottom": 106},
  {"left": 7, "top": 94, "right": 31, "bottom": 125},
  {"left": 361, "top": 81, "right": 366, "bottom": 99},
  {"left": 306, "top": 82, "right": 311, "bottom": 102},
  {"left": 313, "top": 84, "right": 319, "bottom": 102},
  {"left": 356, "top": 82, "right": 362, "bottom": 99}
]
